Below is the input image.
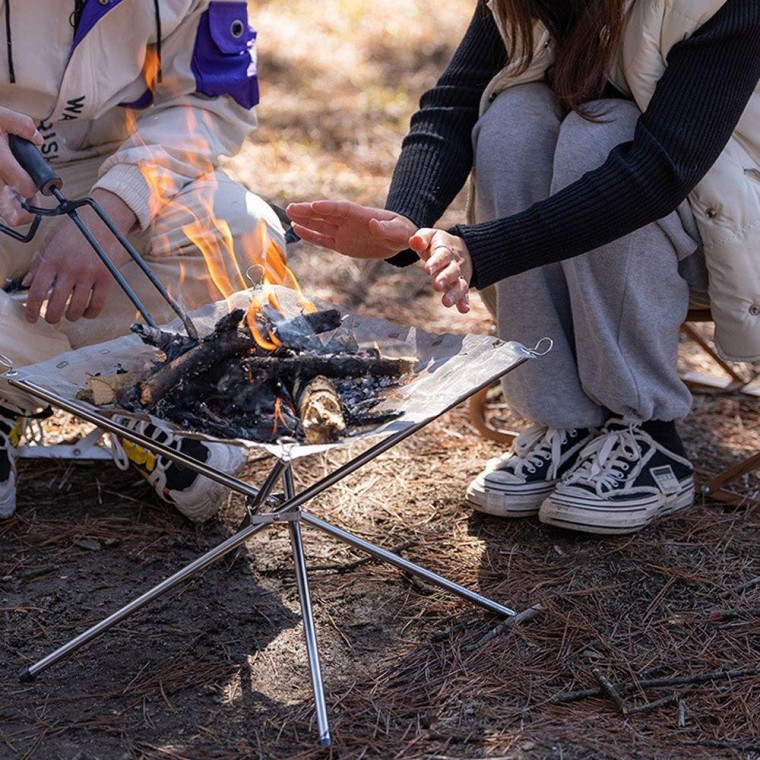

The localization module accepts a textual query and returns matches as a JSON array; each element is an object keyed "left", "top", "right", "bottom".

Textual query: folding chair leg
[
  {"left": 680, "top": 323, "right": 747, "bottom": 389},
  {"left": 701, "top": 452, "right": 760, "bottom": 502},
  {"left": 468, "top": 384, "right": 517, "bottom": 445}
]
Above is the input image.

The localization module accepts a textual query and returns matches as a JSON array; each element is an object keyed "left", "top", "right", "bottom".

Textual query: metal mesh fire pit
[{"left": 4, "top": 286, "right": 542, "bottom": 746}]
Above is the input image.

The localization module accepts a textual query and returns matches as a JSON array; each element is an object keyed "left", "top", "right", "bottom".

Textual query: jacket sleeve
[{"left": 91, "top": 0, "right": 259, "bottom": 230}]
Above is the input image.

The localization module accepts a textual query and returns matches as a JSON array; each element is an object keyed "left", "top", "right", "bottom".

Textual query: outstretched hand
[
  {"left": 287, "top": 200, "right": 473, "bottom": 314},
  {"left": 410, "top": 228, "right": 473, "bottom": 314},
  {"left": 286, "top": 200, "right": 416, "bottom": 260}
]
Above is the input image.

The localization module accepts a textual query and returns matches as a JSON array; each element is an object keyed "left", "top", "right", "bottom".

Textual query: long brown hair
[{"left": 491, "top": 0, "right": 628, "bottom": 115}]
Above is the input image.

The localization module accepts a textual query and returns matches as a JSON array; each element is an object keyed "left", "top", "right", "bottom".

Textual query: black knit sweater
[{"left": 385, "top": 0, "right": 760, "bottom": 291}]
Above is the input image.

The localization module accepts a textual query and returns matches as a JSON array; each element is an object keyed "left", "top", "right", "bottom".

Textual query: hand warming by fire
[
  {"left": 285, "top": 200, "right": 473, "bottom": 314},
  {"left": 122, "top": 146, "right": 418, "bottom": 445}
]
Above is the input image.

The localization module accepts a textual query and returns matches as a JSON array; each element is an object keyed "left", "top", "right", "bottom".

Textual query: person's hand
[
  {"left": 286, "top": 200, "right": 416, "bottom": 260},
  {"left": 0, "top": 106, "right": 44, "bottom": 226},
  {"left": 23, "top": 189, "right": 138, "bottom": 324},
  {"left": 410, "top": 228, "right": 473, "bottom": 314}
]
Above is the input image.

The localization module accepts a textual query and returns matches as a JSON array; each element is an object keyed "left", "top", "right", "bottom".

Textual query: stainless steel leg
[
  {"left": 12, "top": 375, "right": 519, "bottom": 742},
  {"left": 236, "top": 459, "right": 287, "bottom": 531},
  {"left": 283, "top": 466, "right": 332, "bottom": 746},
  {"left": 300, "top": 511, "right": 516, "bottom": 618},
  {"left": 18, "top": 462, "right": 287, "bottom": 683}
]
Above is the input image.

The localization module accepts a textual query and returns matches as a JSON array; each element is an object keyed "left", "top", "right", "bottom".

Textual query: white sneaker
[
  {"left": 539, "top": 420, "right": 695, "bottom": 535},
  {"left": 0, "top": 407, "right": 22, "bottom": 519},
  {"left": 111, "top": 415, "right": 247, "bottom": 523},
  {"left": 466, "top": 425, "right": 596, "bottom": 517}
]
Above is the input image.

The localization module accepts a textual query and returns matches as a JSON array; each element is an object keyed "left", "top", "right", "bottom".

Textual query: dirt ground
[{"left": 1, "top": 1, "right": 758, "bottom": 758}]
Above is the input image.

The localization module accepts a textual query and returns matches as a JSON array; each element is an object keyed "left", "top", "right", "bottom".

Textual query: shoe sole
[
  {"left": 170, "top": 443, "right": 248, "bottom": 523},
  {"left": 538, "top": 477, "right": 695, "bottom": 535},
  {"left": 466, "top": 479, "right": 555, "bottom": 518}
]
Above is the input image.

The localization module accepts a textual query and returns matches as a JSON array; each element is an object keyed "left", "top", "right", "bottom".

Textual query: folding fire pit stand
[{"left": 5, "top": 292, "right": 546, "bottom": 747}]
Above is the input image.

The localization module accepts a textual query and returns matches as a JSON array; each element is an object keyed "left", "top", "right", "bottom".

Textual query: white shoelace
[
  {"left": 502, "top": 425, "right": 573, "bottom": 479},
  {"left": 110, "top": 433, "right": 131, "bottom": 471},
  {"left": 565, "top": 427, "right": 643, "bottom": 495}
]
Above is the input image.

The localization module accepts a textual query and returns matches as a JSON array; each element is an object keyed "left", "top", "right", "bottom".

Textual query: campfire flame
[
  {"left": 242, "top": 220, "right": 317, "bottom": 351},
  {"left": 124, "top": 72, "right": 315, "bottom": 352},
  {"left": 108, "top": 45, "right": 409, "bottom": 446},
  {"left": 272, "top": 396, "right": 291, "bottom": 436},
  {"left": 144, "top": 46, "right": 162, "bottom": 93}
]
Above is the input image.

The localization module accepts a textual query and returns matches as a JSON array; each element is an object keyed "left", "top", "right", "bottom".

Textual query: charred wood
[
  {"left": 138, "top": 309, "right": 254, "bottom": 408},
  {"left": 131, "top": 324, "right": 198, "bottom": 361},
  {"left": 243, "top": 354, "right": 415, "bottom": 383},
  {"left": 117, "top": 306, "right": 415, "bottom": 444},
  {"left": 263, "top": 304, "right": 343, "bottom": 335},
  {"left": 260, "top": 305, "right": 345, "bottom": 353}
]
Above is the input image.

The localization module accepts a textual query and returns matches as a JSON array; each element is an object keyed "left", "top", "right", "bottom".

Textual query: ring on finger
[{"left": 432, "top": 244, "right": 453, "bottom": 255}]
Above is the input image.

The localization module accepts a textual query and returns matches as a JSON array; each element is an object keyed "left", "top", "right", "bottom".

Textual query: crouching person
[
  {"left": 0, "top": 0, "right": 285, "bottom": 522},
  {"left": 287, "top": 0, "right": 760, "bottom": 534}
]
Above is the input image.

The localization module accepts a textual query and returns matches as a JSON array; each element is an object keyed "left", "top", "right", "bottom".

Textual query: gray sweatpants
[{"left": 472, "top": 83, "right": 706, "bottom": 429}]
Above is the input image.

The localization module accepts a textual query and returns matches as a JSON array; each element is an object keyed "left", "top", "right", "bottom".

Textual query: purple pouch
[{"left": 192, "top": 2, "right": 259, "bottom": 109}]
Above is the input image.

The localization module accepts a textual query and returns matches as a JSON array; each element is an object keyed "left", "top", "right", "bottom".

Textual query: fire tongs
[{"left": 0, "top": 135, "right": 199, "bottom": 340}]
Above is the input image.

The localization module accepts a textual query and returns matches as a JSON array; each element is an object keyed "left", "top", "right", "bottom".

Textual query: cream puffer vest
[{"left": 479, "top": 0, "right": 760, "bottom": 362}]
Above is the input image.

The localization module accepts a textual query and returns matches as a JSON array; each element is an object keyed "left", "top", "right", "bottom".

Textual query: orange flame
[
  {"left": 272, "top": 397, "right": 288, "bottom": 435},
  {"left": 125, "top": 73, "right": 314, "bottom": 352},
  {"left": 144, "top": 46, "right": 161, "bottom": 93},
  {"left": 239, "top": 220, "right": 319, "bottom": 350},
  {"left": 183, "top": 209, "right": 248, "bottom": 301}
]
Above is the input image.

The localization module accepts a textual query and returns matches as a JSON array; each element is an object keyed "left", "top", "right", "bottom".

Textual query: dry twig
[
  {"left": 550, "top": 666, "right": 760, "bottom": 704},
  {"left": 463, "top": 604, "right": 544, "bottom": 652}
]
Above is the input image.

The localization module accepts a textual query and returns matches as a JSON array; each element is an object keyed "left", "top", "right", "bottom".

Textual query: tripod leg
[
  {"left": 236, "top": 459, "right": 287, "bottom": 531},
  {"left": 19, "top": 516, "right": 275, "bottom": 681},
  {"left": 283, "top": 466, "right": 331, "bottom": 746}
]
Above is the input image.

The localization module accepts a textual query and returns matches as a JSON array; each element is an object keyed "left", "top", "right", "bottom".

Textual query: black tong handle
[{"left": 9, "top": 134, "right": 63, "bottom": 196}]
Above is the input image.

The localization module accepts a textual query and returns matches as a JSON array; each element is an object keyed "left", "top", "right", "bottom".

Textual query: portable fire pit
[
  {"left": 4, "top": 286, "right": 545, "bottom": 746},
  {"left": 105, "top": 291, "right": 419, "bottom": 446}
]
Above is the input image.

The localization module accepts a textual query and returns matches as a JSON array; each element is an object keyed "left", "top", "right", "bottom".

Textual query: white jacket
[
  {"left": 481, "top": 0, "right": 760, "bottom": 362},
  {"left": 0, "top": 0, "right": 259, "bottom": 232}
]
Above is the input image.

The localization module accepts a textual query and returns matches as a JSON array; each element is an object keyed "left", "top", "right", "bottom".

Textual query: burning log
[
  {"left": 242, "top": 354, "right": 416, "bottom": 382},
  {"left": 136, "top": 309, "right": 254, "bottom": 407},
  {"left": 138, "top": 331, "right": 253, "bottom": 407},
  {"left": 113, "top": 303, "right": 416, "bottom": 444},
  {"left": 295, "top": 375, "right": 346, "bottom": 444},
  {"left": 262, "top": 305, "right": 345, "bottom": 352}
]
